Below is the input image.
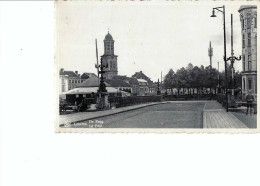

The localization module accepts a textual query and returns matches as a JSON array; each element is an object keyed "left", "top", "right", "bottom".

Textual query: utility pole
[
  {"left": 95, "top": 39, "right": 100, "bottom": 90},
  {"left": 208, "top": 41, "right": 213, "bottom": 69},
  {"left": 161, "top": 71, "right": 163, "bottom": 91},
  {"left": 157, "top": 78, "right": 161, "bottom": 95},
  {"left": 208, "top": 41, "right": 213, "bottom": 93},
  {"left": 218, "top": 61, "right": 220, "bottom": 88},
  {"left": 231, "top": 14, "right": 234, "bottom": 96}
]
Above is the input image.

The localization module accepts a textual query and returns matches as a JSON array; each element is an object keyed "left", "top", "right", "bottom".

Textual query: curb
[{"left": 60, "top": 101, "right": 168, "bottom": 127}]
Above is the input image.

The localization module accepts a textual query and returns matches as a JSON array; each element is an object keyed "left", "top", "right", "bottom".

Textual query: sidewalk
[
  {"left": 232, "top": 112, "right": 257, "bottom": 128},
  {"left": 59, "top": 102, "right": 166, "bottom": 126},
  {"left": 203, "top": 101, "right": 248, "bottom": 128}
]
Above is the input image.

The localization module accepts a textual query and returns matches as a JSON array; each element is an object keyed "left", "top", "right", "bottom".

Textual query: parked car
[{"left": 59, "top": 99, "right": 68, "bottom": 112}]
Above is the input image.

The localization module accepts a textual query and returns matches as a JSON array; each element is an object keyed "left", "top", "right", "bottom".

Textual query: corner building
[
  {"left": 238, "top": 5, "right": 257, "bottom": 99},
  {"left": 101, "top": 32, "right": 118, "bottom": 79}
]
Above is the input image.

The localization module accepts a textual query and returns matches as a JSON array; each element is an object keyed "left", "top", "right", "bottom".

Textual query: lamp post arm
[
  {"left": 214, "top": 7, "right": 224, "bottom": 13},
  {"left": 235, "top": 56, "right": 242, "bottom": 60}
]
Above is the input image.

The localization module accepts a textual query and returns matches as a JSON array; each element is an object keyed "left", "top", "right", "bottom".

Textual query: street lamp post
[
  {"left": 96, "top": 58, "right": 109, "bottom": 109},
  {"left": 97, "top": 58, "right": 108, "bottom": 93},
  {"left": 226, "top": 14, "right": 241, "bottom": 97},
  {"left": 210, "top": 5, "right": 229, "bottom": 112},
  {"left": 157, "top": 78, "right": 161, "bottom": 95}
]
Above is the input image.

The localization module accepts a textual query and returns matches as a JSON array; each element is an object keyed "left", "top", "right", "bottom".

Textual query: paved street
[
  {"left": 72, "top": 102, "right": 205, "bottom": 128},
  {"left": 64, "top": 100, "right": 257, "bottom": 129}
]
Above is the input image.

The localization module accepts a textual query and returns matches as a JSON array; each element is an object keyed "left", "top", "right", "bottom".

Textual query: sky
[{"left": 56, "top": 1, "right": 253, "bottom": 82}]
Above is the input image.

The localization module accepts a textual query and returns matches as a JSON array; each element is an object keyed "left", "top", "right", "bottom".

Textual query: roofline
[{"left": 238, "top": 5, "right": 257, "bottom": 12}]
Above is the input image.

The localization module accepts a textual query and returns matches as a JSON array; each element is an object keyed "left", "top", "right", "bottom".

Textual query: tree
[
  {"left": 218, "top": 63, "right": 242, "bottom": 90},
  {"left": 186, "top": 63, "right": 194, "bottom": 94},
  {"left": 190, "top": 66, "right": 201, "bottom": 94},
  {"left": 163, "top": 69, "right": 176, "bottom": 94},
  {"left": 176, "top": 67, "right": 188, "bottom": 94}
]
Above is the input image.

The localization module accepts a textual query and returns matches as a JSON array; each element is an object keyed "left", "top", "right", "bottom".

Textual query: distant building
[
  {"left": 60, "top": 69, "right": 81, "bottom": 90},
  {"left": 112, "top": 75, "right": 140, "bottom": 95},
  {"left": 81, "top": 72, "right": 97, "bottom": 80},
  {"left": 148, "top": 82, "right": 158, "bottom": 95},
  {"left": 137, "top": 79, "right": 149, "bottom": 96},
  {"left": 128, "top": 77, "right": 139, "bottom": 95},
  {"left": 60, "top": 68, "right": 97, "bottom": 90},
  {"left": 132, "top": 71, "right": 153, "bottom": 84},
  {"left": 59, "top": 74, "right": 69, "bottom": 94},
  {"left": 101, "top": 32, "right": 118, "bottom": 79},
  {"left": 105, "top": 79, "right": 132, "bottom": 93},
  {"left": 238, "top": 5, "right": 257, "bottom": 99}
]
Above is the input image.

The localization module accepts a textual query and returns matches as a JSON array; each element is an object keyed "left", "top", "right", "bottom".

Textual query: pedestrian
[{"left": 246, "top": 90, "right": 254, "bottom": 116}]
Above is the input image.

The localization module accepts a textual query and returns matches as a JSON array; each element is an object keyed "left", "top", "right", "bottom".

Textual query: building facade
[
  {"left": 60, "top": 69, "right": 96, "bottom": 90},
  {"left": 132, "top": 71, "right": 153, "bottom": 84},
  {"left": 59, "top": 74, "right": 69, "bottom": 94},
  {"left": 101, "top": 32, "right": 118, "bottom": 79},
  {"left": 137, "top": 79, "right": 149, "bottom": 96},
  {"left": 239, "top": 5, "right": 257, "bottom": 99}
]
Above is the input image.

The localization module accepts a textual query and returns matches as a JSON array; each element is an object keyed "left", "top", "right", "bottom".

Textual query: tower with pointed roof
[
  {"left": 101, "top": 32, "right": 118, "bottom": 79},
  {"left": 238, "top": 5, "right": 257, "bottom": 98}
]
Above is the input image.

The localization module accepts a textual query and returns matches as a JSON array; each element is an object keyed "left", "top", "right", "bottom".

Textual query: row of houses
[{"left": 59, "top": 69, "right": 159, "bottom": 96}]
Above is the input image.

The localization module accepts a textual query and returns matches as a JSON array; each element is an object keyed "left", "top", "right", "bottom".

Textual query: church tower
[{"left": 101, "top": 32, "right": 118, "bottom": 79}]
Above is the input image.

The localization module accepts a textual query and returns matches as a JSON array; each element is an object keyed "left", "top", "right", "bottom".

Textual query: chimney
[
  {"left": 60, "top": 68, "right": 64, "bottom": 74},
  {"left": 75, "top": 71, "right": 78, "bottom": 75}
]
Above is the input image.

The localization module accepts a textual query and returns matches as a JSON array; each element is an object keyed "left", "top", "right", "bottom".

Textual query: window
[
  {"left": 62, "top": 85, "right": 65, "bottom": 92},
  {"left": 254, "top": 17, "right": 257, "bottom": 28},
  {"left": 243, "top": 78, "right": 245, "bottom": 90},
  {"left": 72, "top": 80, "right": 74, "bottom": 84},
  {"left": 243, "top": 55, "right": 245, "bottom": 71},
  {"left": 248, "top": 79, "right": 252, "bottom": 90},
  {"left": 248, "top": 61, "right": 252, "bottom": 71},
  {"left": 242, "top": 18, "right": 244, "bottom": 29},
  {"left": 247, "top": 16, "right": 251, "bottom": 29},
  {"left": 242, "top": 34, "right": 245, "bottom": 48},
  {"left": 69, "top": 80, "right": 71, "bottom": 83},
  {"left": 62, "top": 78, "right": 64, "bottom": 84},
  {"left": 248, "top": 55, "right": 251, "bottom": 61},
  {"left": 248, "top": 33, "right": 251, "bottom": 46}
]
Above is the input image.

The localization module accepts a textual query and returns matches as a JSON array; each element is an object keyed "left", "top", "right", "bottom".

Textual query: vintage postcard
[{"left": 55, "top": 0, "right": 259, "bottom": 133}]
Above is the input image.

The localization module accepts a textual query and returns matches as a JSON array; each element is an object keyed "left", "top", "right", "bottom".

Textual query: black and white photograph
[
  {"left": 1, "top": 1, "right": 260, "bottom": 186},
  {"left": 56, "top": 0, "right": 258, "bottom": 132}
]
